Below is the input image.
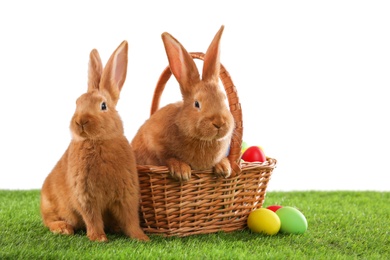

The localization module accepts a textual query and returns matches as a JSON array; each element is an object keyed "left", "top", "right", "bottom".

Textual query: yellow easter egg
[{"left": 247, "top": 208, "right": 281, "bottom": 235}]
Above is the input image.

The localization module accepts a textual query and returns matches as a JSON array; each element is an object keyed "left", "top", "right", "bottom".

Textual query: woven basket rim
[{"left": 137, "top": 157, "right": 277, "bottom": 175}]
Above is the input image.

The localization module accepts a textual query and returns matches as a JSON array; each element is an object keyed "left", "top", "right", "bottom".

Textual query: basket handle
[{"left": 150, "top": 52, "right": 243, "bottom": 177}]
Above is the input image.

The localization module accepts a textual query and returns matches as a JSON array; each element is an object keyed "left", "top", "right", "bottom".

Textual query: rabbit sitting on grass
[{"left": 40, "top": 40, "right": 149, "bottom": 242}]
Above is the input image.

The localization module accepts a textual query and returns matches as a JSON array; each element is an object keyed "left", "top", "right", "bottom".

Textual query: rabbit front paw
[
  {"left": 166, "top": 158, "right": 192, "bottom": 182},
  {"left": 131, "top": 231, "right": 150, "bottom": 242},
  {"left": 214, "top": 157, "right": 232, "bottom": 178},
  {"left": 88, "top": 233, "right": 108, "bottom": 242}
]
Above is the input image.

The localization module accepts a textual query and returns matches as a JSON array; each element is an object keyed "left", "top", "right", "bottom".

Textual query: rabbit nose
[
  {"left": 76, "top": 118, "right": 89, "bottom": 129},
  {"left": 213, "top": 123, "right": 221, "bottom": 129},
  {"left": 212, "top": 116, "right": 225, "bottom": 129}
]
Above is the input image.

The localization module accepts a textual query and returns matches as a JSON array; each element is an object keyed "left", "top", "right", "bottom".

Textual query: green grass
[{"left": 0, "top": 190, "right": 389, "bottom": 259}]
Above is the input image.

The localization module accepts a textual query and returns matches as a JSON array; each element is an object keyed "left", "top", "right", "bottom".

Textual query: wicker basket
[{"left": 137, "top": 52, "right": 277, "bottom": 237}]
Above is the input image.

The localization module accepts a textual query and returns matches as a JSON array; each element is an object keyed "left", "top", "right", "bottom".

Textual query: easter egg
[
  {"left": 276, "top": 206, "right": 308, "bottom": 234},
  {"left": 247, "top": 208, "right": 281, "bottom": 235},
  {"left": 241, "top": 141, "right": 249, "bottom": 154},
  {"left": 241, "top": 146, "right": 266, "bottom": 162},
  {"left": 266, "top": 205, "right": 282, "bottom": 212}
]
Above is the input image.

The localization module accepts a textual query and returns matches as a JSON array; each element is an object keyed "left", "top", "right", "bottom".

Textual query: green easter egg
[
  {"left": 276, "top": 206, "right": 308, "bottom": 234},
  {"left": 241, "top": 141, "right": 249, "bottom": 154}
]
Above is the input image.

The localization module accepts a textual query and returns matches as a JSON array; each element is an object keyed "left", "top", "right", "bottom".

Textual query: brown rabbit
[
  {"left": 40, "top": 40, "right": 149, "bottom": 242},
  {"left": 131, "top": 25, "right": 234, "bottom": 182}
]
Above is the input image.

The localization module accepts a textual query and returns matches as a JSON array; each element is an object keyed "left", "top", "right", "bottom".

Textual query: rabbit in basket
[
  {"left": 40, "top": 40, "right": 149, "bottom": 242},
  {"left": 132, "top": 25, "right": 234, "bottom": 182}
]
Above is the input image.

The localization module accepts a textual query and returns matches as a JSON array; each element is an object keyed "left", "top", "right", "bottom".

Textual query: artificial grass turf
[{"left": 0, "top": 190, "right": 389, "bottom": 259}]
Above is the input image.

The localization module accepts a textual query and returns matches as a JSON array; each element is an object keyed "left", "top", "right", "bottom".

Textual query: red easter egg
[
  {"left": 267, "top": 205, "right": 283, "bottom": 212},
  {"left": 241, "top": 146, "right": 266, "bottom": 162}
]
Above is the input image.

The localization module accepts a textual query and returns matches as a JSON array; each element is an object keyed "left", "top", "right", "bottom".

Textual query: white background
[{"left": 1, "top": 1, "right": 389, "bottom": 191}]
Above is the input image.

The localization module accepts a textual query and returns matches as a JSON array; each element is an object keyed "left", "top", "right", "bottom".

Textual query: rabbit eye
[
  {"left": 194, "top": 100, "right": 201, "bottom": 109},
  {"left": 101, "top": 102, "right": 107, "bottom": 111}
]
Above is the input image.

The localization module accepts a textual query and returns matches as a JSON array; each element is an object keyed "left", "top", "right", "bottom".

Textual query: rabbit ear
[
  {"left": 202, "top": 25, "right": 224, "bottom": 82},
  {"left": 161, "top": 32, "right": 200, "bottom": 96},
  {"left": 88, "top": 49, "right": 103, "bottom": 92},
  {"left": 99, "top": 40, "right": 128, "bottom": 104}
]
